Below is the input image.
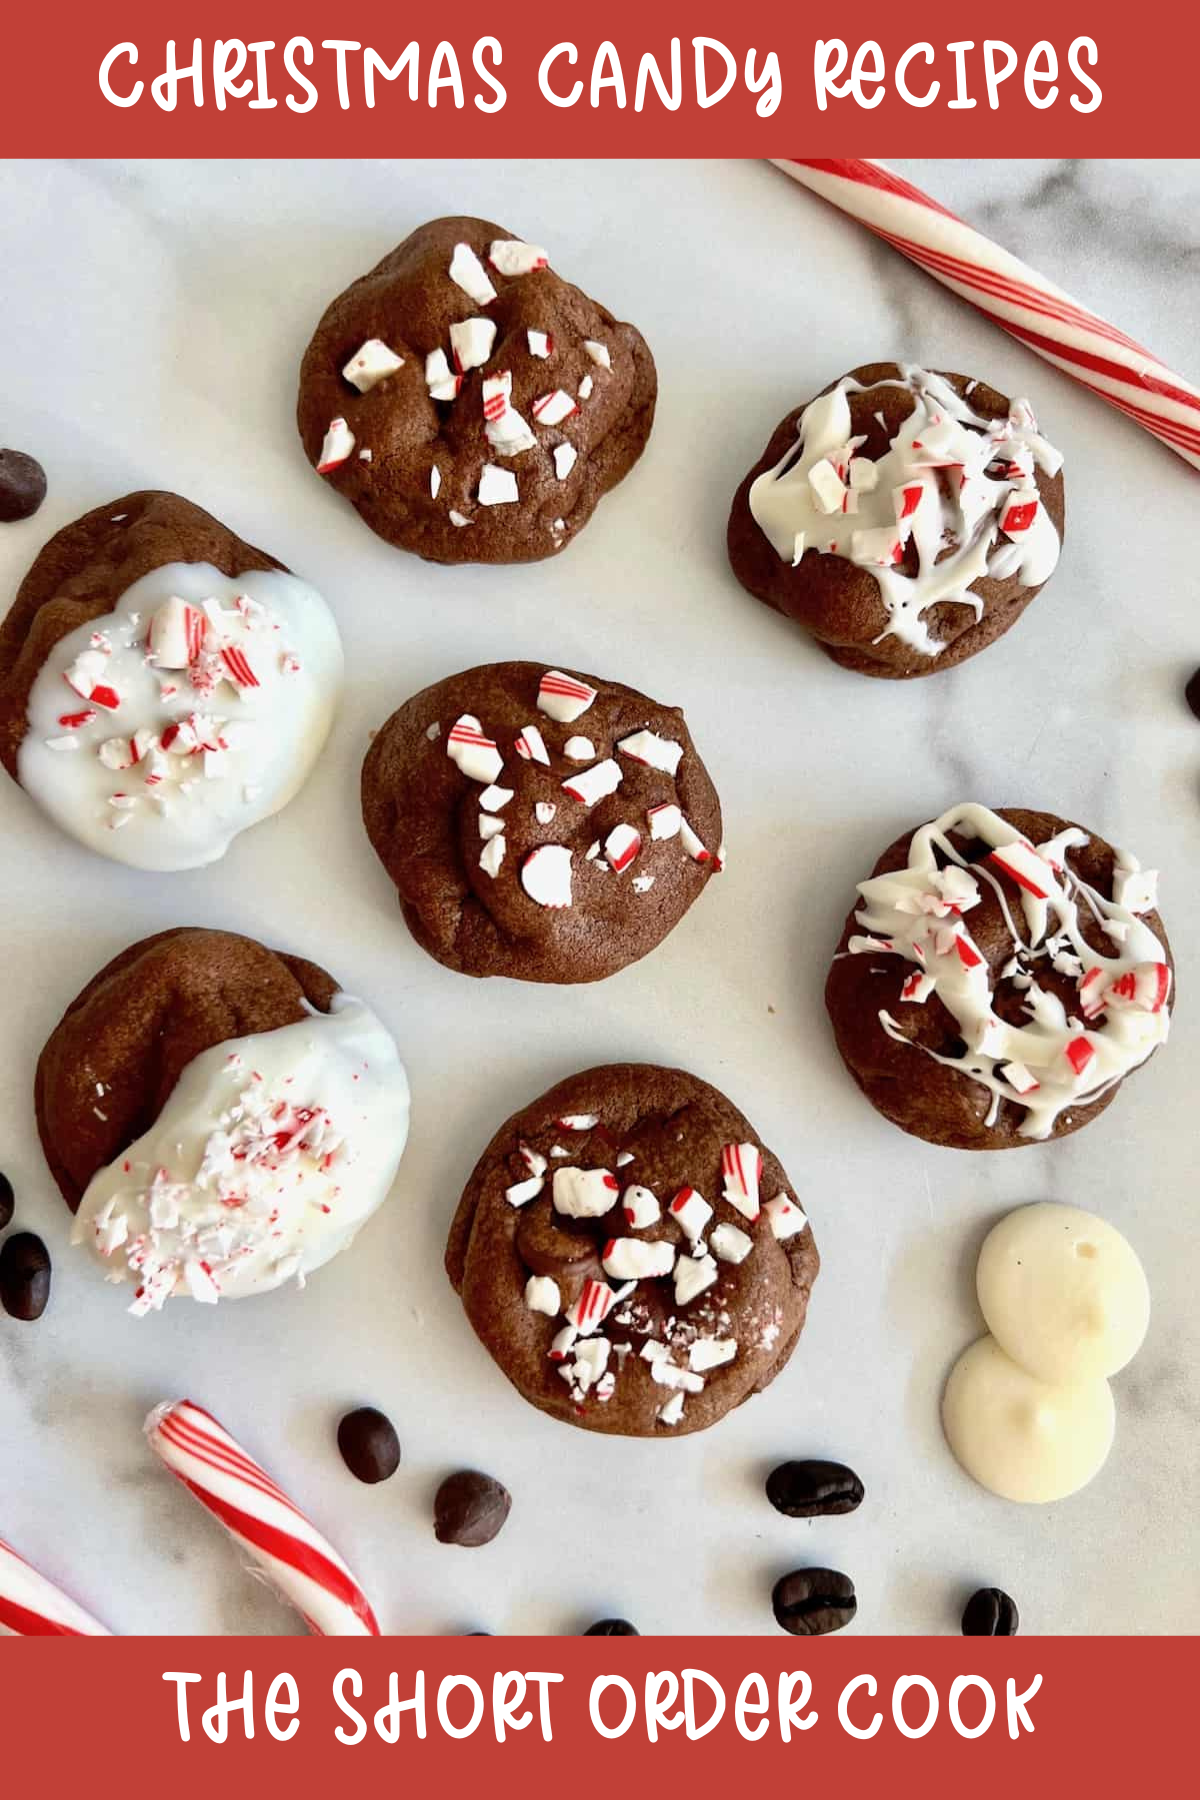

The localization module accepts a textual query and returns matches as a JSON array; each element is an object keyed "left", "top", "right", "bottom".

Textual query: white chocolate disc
[
  {"left": 977, "top": 1203, "right": 1149, "bottom": 1384},
  {"left": 942, "top": 1334, "right": 1115, "bottom": 1504}
]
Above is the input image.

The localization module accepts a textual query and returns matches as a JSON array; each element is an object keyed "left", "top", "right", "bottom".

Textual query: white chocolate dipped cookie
[{"left": 0, "top": 492, "right": 342, "bottom": 871}]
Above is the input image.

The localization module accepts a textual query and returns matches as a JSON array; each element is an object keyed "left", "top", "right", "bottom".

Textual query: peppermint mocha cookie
[
  {"left": 825, "top": 804, "right": 1172, "bottom": 1149},
  {"left": 36, "top": 929, "right": 409, "bottom": 1313},
  {"left": 446, "top": 1064, "right": 818, "bottom": 1436},
  {"left": 362, "top": 661, "right": 723, "bottom": 983},
  {"left": 728, "top": 363, "right": 1065, "bottom": 678},
  {"left": 297, "top": 216, "right": 657, "bottom": 563},
  {"left": 0, "top": 491, "right": 342, "bottom": 871}
]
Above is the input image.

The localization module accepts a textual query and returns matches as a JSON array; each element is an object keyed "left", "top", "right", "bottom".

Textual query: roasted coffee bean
[
  {"left": 0, "top": 450, "right": 47, "bottom": 522},
  {"left": 337, "top": 1406, "right": 400, "bottom": 1484},
  {"left": 772, "top": 1568, "right": 857, "bottom": 1636},
  {"left": 766, "top": 1459, "right": 864, "bottom": 1518},
  {"left": 962, "top": 1587, "right": 1019, "bottom": 1636},
  {"left": 434, "top": 1470, "right": 511, "bottom": 1546},
  {"left": 585, "top": 1618, "right": 639, "bottom": 1636},
  {"left": 1185, "top": 667, "right": 1200, "bottom": 722},
  {"left": 0, "top": 1232, "right": 51, "bottom": 1321},
  {"left": 0, "top": 1171, "right": 13, "bottom": 1232}
]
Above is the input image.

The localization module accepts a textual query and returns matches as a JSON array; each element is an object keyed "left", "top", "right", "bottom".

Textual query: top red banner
[{"left": 1, "top": 2, "right": 1192, "bottom": 156}]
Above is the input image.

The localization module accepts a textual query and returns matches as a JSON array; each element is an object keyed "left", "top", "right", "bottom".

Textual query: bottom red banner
[{"left": 1, "top": 1637, "right": 1190, "bottom": 1786}]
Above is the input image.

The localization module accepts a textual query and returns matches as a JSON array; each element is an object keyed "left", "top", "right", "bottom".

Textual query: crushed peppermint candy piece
[
  {"left": 674, "top": 1252, "right": 718, "bottom": 1307},
  {"left": 999, "top": 1060, "right": 1041, "bottom": 1095},
  {"left": 710, "top": 1222, "right": 752, "bottom": 1264},
  {"left": 1112, "top": 859, "right": 1159, "bottom": 916},
  {"left": 148, "top": 597, "right": 206, "bottom": 669},
  {"left": 552, "top": 1166, "right": 619, "bottom": 1218},
  {"left": 721, "top": 1143, "right": 762, "bottom": 1220},
  {"left": 527, "top": 329, "right": 553, "bottom": 358},
  {"left": 632, "top": 874, "right": 655, "bottom": 893},
  {"left": 44, "top": 734, "right": 81, "bottom": 751},
  {"left": 1104, "top": 961, "right": 1171, "bottom": 1014},
  {"left": 534, "top": 802, "right": 557, "bottom": 825},
  {"left": 449, "top": 317, "right": 497, "bottom": 372},
  {"left": 850, "top": 526, "right": 903, "bottom": 567},
  {"left": 519, "top": 1142, "right": 548, "bottom": 1178},
  {"left": 488, "top": 239, "right": 548, "bottom": 277},
  {"left": 317, "top": 417, "right": 355, "bottom": 473},
  {"left": 987, "top": 839, "right": 1053, "bottom": 899},
  {"left": 64, "top": 650, "right": 120, "bottom": 711},
  {"left": 689, "top": 1338, "right": 737, "bottom": 1372},
  {"left": 553, "top": 443, "right": 577, "bottom": 481},
  {"left": 648, "top": 803, "right": 682, "bottom": 839},
  {"left": 531, "top": 389, "right": 578, "bottom": 427},
  {"left": 525, "top": 1275, "right": 560, "bottom": 1315},
  {"left": 657, "top": 1390, "right": 685, "bottom": 1427},
  {"left": 479, "top": 835, "right": 506, "bottom": 879},
  {"left": 482, "top": 372, "right": 537, "bottom": 455},
  {"left": 563, "top": 736, "right": 594, "bottom": 762},
  {"left": 449, "top": 510, "right": 472, "bottom": 527},
  {"left": 220, "top": 646, "right": 259, "bottom": 690},
  {"left": 479, "top": 813, "right": 505, "bottom": 840},
  {"left": 849, "top": 458, "right": 879, "bottom": 491},
  {"left": 601, "top": 1237, "right": 675, "bottom": 1280},
  {"left": 764, "top": 1194, "right": 808, "bottom": 1241},
  {"left": 562, "top": 759, "right": 622, "bottom": 807},
  {"left": 670, "top": 1187, "right": 712, "bottom": 1243},
  {"left": 537, "top": 669, "right": 597, "bottom": 723},
  {"left": 478, "top": 464, "right": 519, "bottom": 506},
  {"left": 557, "top": 1114, "right": 598, "bottom": 1131},
  {"left": 447, "top": 714, "right": 503, "bottom": 784},
  {"left": 505, "top": 1173, "right": 543, "bottom": 1207},
  {"left": 479, "top": 784, "right": 513, "bottom": 812},
  {"left": 514, "top": 724, "right": 550, "bottom": 764},
  {"left": 583, "top": 340, "right": 611, "bottom": 370},
  {"left": 430, "top": 466, "right": 442, "bottom": 498},
  {"left": 342, "top": 338, "right": 404, "bottom": 392},
  {"left": 622, "top": 1185, "right": 660, "bottom": 1228},
  {"left": 617, "top": 730, "right": 683, "bottom": 775},
  {"left": 649, "top": 1361, "right": 705, "bottom": 1394},
  {"left": 679, "top": 818, "right": 710, "bottom": 863},
  {"left": 425, "top": 348, "right": 462, "bottom": 401},
  {"left": 901, "top": 970, "right": 936, "bottom": 1004},
  {"left": 449, "top": 241, "right": 497, "bottom": 305},
  {"left": 566, "top": 1278, "right": 617, "bottom": 1334},
  {"left": 1064, "top": 1036, "right": 1096, "bottom": 1079},
  {"left": 604, "top": 824, "right": 641, "bottom": 874},
  {"left": 549, "top": 1325, "right": 578, "bottom": 1362},
  {"left": 1000, "top": 490, "right": 1039, "bottom": 536},
  {"left": 808, "top": 457, "right": 847, "bottom": 514},
  {"left": 521, "top": 844, "right": 572, "bottom": 908},
  {"left": 578, "top": 374, "right": 594, "bottom": 401}
]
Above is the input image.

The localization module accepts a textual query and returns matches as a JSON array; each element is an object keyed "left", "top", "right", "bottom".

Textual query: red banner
[{"left": 0, "top": 3, "right": 1195, "bottom": 156}]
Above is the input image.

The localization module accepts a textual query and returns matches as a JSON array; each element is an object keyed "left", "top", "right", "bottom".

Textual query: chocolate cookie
[
  {"left": 0, "top": 492, "right": 342, "bottom": 870},
  {"left": 297, "top": 215, "right": 656, "bottom": 563},
  {"left": 37, "top": 928, "right": 410, "bottom": 1312},
  {"left": 825, "top": 804, "right": 1172, "bottom": 1149},
  {"left": 727, "top": 363, "right": 1065, "bottom": 678},
  {"left": 446, "top": 1064, "right": 818, "bottom": 1436},
  {"left": 362, "top": 661, "right": 723, "bottom": 983}
]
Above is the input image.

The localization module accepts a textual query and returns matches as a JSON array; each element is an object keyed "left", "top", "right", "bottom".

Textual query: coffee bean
[
  {"left": 585, "top": 1619, "right": 639, "bottom": 1636},
  {"left": 0, "top": 1232, "right": 51, "bottom": 1321},
  {"left": 766, "top": 1459, "right": 864, "bottom": 1518},
  {"left": 1185, "top": 667, "right": 1200, "bottom": 722},
  {"left": 434, "top": 1470, "right": 511, "bottom": 1547},
  {"left": 337, "top": 1406, "right": 400, "bottom": 1484},
  {"left": 0, "top": 1171, "right": 13, "bottom": 1232},
  {"left": 962, "top": 1587, "right": 1019, "bottom": 1636},
  {"left": 0, "top": 450, "right": 47, "bottom": 523},
  {"left": 772, "top": 1568, "right": 857, "bottom": 1636}
]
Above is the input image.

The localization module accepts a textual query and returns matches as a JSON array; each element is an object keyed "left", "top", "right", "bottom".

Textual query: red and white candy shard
[
  {"left": 549, "top": 1325, "right": 578, "bottom": 1362},
  {"left": 447, "top": 714, "right": 504, "bottom": 784},
  {"left": 1112, "top": 860, "right": 1159, "bottom": 915},
  {"left": 1064, "top": 1037, "right": 1096, "bottom": 1079},
  {"left": 601, "top": 1238, "right": 675, "bottom": 1280},
  {"left": 987, "top": 839, "right": 1052, "bottom": 899},
  {"left": 431, "top": 466, "right": 442, "bottom": 498},
  {"left": 425, "top": 348, "right": 461, "bottom": 402},
  {"left": 850, "top": 527, "right": 903, "bottom": 567},
  {"left": 478, "top": 464, "right": 519, "bottom": 506},
  {"left": 721, "top": 1143, "right": 762, "bottom": 1220},
  {"left": 649, "top": 1361, "right": 704, "bottom": 1394},
  {"left": 674, "top": 1252, "right": 718, "bottom": 1306},
  {"left": 479, "top": 835, "right": 506, "bottom": 879},
  {"left": 525, "top": 1275, "right": 560, "bottom": 1315},
  {"left": 537, "top": 669, "right": 597, "bottom": 723},
  {"left": 1000, "top": 490, "right": 1039, "bottom": 536},
  {"left": 532, "top": 389, "right": 578, "bottom": 426},
  {"left": 552, "top": 1166, "right": 619, "bottom": 1218},
  {"left": 578, "top": 375, "right": 594, "bottom": 401},
  {"left": 488, "top": 239, "right": 548, "bottom": 277},
  {"left": 670, "top": 1186, "right": 712, "bottom": 1243},
  {"left": 566, "top": 1279, "right": 617, "bottom": 1334},
  {"left": 479, "top": 783, "right": 513, "bottom": 811},
  {"left": 521, "top": 843, "right": 572, "bottom": 908},
  {"left": 449, "top": 242, "right": 497, "bottom": 304},
  {"left": 317, "top": 417, "right": 355, "bottom": 473},
  {"left": 534, "top": 802, "right": 556, "bottom": 825},
  {"left": 1104, "top": 962, "right": 1171, "bottom": 1014},
  {"left": 658, "top": 1390, "right": 685, "bottom": 1427},
  {"left": 557, "top": 1113, "right": 598, "bottom": 1131},
  {"left": 479, "top": 813, "right": 505, "bottom": 839},
  {"left": 505, "top": 1173, "right": 543, "bottom": 1207},
  {"left": 765, "top": 1194, "right": 808, "bottom": 1241},
  {"left": 710, "top": 1222, "right": 752, "bottom": 1265},
  {"left": 617, "top": 730, "right": 683, "bottom": 776},
  {"left": 449, "top": 317, "right": 497, "bottom": 372},
  {"left": 528, "top": 329, "right": 552, "bottom": 358},
  {"left": 64, "top": 649, "right": 120, "bottom": 711},
  {"left": 562, "top": 758, "right": 622, "bottom": 807},
  {"left": 901, "top": 970, "right": 935, "bottom": 1004},
  {"left": 220, "top": 646, "right": 259, "bottom": 690},
  {"left": 145, "top": 1400, "right": 379, "bottom": 1636},
  {"left": 1000, "top": 1061, "right": 1040, "bottom": 1095},
  {"left": 689, "top": 1338, "right": 737, "bottom": 1373},
  {"left": 519, "top": 1141, "right": 548, "bottom": 1177},
  {"left": 808, "top": 457, "right": 847, "bottom": 514},
  {"left": 648, "top": 802, "right": 682, "bottom": 840},
  {"left": 342, "top": 339, "right": 404, "bottom": 393},
  {"left": 583, "top": 340, "right": 611, "bottom": 370},
  {"left": 622, "top": 1185, "right": 660, "bottom": 1228},
  {"left": 553, "top": 444, "right": 577, "bottom": 480},
  {"left": 679, "top": 819, "right": 710, "bottom": 863},
  {"left": 605, "top": 824, "right": 641, "bottom": 873},
  {"left": 564, "top": 736, "right": 594, "bottom": 761},
  {"left": 514, "top": 723, "right": 550, "bottom": 764},
  {"left": 0, "top": 1535, "right": 111, "bottom": 1637},
  {"left": 148, "top": 597, "right": 206, "bottom": 669}
]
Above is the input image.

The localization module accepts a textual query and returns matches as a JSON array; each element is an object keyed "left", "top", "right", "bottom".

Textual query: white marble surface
[{"left": 0, "top": 158, "right": 1197, "bottom": 1637}]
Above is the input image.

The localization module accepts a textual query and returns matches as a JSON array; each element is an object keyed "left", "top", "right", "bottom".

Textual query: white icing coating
[
  {"left": 748, "top": 367, "right": 1062, "bottom": 656},
  {"left": 942, "top": 1334, "right": 1115, "bottom": 1503},
  {"left": 976, "top": 1203, "right": 1149, "bottom": 1384},
  {"left": 72, "top": 996, "right": 408, "bottom": 1312},
  {"left": 20, "top": 564, "right": 342, "bottom": 872},
  {"left": 850, "top": 803, "right": 1170, "bottom": 1138}
]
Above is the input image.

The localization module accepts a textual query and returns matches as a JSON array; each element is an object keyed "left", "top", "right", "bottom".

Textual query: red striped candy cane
[
  {"left": 0, "top": 1535, "right": 111, "bottom": 1636},
  {"left": 145, "top": 1400, "right": 380, "bottom": 1636},
  {"left": 772, "top": 159, "right": 1200, "bottom": 473}
]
